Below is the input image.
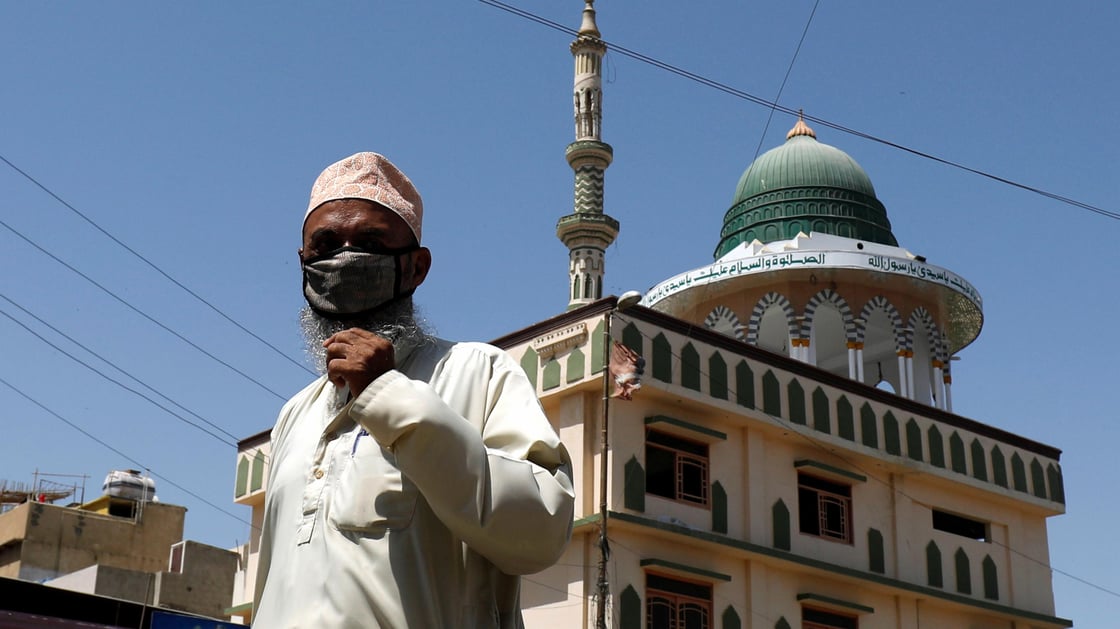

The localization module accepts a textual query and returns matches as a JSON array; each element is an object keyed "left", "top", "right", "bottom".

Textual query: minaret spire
[{"left": 557, "top": 0, "right": 619, "bottom": 309}]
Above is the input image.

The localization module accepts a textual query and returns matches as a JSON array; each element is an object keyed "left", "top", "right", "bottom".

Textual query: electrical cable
[
  {"left": 479, "top": 0, "right": 1119, "bottom": 222},
  {"left": 0, "top": 373, "right": 256, "bottom": 531},
  {"left": 0, "top": 216, "right": 288, "bottom": 401},
  {"left": 751, "top": 0, "right": 821, "bottom": 162},
  {"left": 0, "top": 152, "right": 315, "bottom": 377}
]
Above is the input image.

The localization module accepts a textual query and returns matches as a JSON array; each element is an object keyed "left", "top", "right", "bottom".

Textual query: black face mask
[{"left": 301, "top": 245, "right": 419, "bottom": 319}]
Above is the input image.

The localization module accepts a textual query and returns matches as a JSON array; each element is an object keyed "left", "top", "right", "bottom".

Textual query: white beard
[{"left": 299, "top": 296, "right": 434, "bottom": 377}]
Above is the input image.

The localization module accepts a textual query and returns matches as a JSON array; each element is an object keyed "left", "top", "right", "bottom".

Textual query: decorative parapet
[{"left": 530, "top": 323, "right": 589, "bottom": 362}]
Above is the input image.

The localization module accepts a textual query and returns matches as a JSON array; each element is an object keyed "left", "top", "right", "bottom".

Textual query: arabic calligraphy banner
[{"left": 643, "top": 251, "right": 981, "bottom": 308}]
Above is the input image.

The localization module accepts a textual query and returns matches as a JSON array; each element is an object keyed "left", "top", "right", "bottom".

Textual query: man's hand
[{"left": 323, "top": 328, "right": 395, "bottom": 397}]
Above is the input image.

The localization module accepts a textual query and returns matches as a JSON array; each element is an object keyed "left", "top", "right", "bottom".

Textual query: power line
[
  {"left": 479, "top": 0, "right": 1120, "bottom": 222},
  {"left": 0, "top": 152, "right": 315, "bottom": 377},
  {"left": 0, "top": 373, "right": 255, "bottom": 531},
  {"left": 0, "top": 216, "right": 289, "bottom": 401},
  {"left": 751, "top": 0, "right": 821, "bottom": 162},
  {"left": 0, "top": 293, "right": 240, "bottom": 447}
]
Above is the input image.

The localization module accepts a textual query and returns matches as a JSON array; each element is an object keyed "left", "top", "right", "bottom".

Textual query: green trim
[
  {"left": 762, "top": 370, "right": 781, "bottom": 416},
  {"left": 927, "top": 541, "right": 943, "bottom": 588},
  {"left": 955, "top": 547, "right": 972, "bottom": 595},
  {"left": 624, "top": 456, "right": 645, "bottom": 511},
  {"left": 796, "top": 593, "right": 874, "bottom": 614},
  {"left": 867, "top": 528, "right": 885, "bottom": 574},
  {"left": 645, "top": 415, "right": 727, "bottom": 440},
  {"left": 775, "top": 618, "right": 791, "bottom": 629},
  {"left": 722, "top": 605, "right": 741, "bottom": 629},
  {"left": 787, "top": 379, "right": 806, "bottom": 425},
  {"left": 906, "top": 418, "right": 923, "bottom": 462},
  {"left": 950, "top": 432, "right": 967, "bottom": 475},
  {"left": 620, "top": 585, "right": 640, "bottom": 629},
  {"left": 971, "top": 439, "right": 988, "bottom": 482},
  {"left": 928, "top": 425, "right": 945, "bottom": 468},
  {"left": 681, "top": 343, "right": 701, "bottom": 391},
  {"left": 836, "top": 396, "right": 855, "bottom": 441},
  {"left": 235, "top": 456, "right": 249, "bottom": 498},
  {"left": 883, "top": 411, "right": 901, "bottom": 456},
  {"left": 712, "top": 482, "right": 728, "bottom": 534},
  {"left": 991, "top": 446, "right": 1008, "bottom": 488},
  {"left": 621, "top": 322, "right": 642, "bottom": 355},
  {"left": 225, "top": 602, "right": 253, "bottom": 614},
  {"left": 1030, "top": 459, "right": 1048, "bottom": 499},
  {"left": 772, "top": 499, "right": 791, "bottom": 551},
  {"left": 591, "top": 320, "right": 606, "bottom": 375},
  {"left": 794, "top": 459, "right": 866, "bottom": 483},
  {"left": 652, "top": 333, "right": 672, "bottom": 383},
  {"left": 860, "top": 403, "right": 878, "bottom": 448},
  {"left": 542, "top": 359, "right": 561, "bottom": 390},
  {"left": 983, "top": 554, "right": 999, "bottom": 601},
  {"left": 735, "top": 361, "right": 755, "bottom": 408},
  {"left": 812, "top": 387, "right": 831, "bottom": 434},
  {"left": 641, "top": 558, "right": 731, "bottom": 582},
  {"left": 566, "top": 347, "right": 585, "bottom": 384},
  {"left": 250, "top": 450, "right": 265, "bottom": 493},
  {"left": 520, "top": 346, "right": 539, "bottom": 388},
  {"left": 607, "top": 511, "right": 1072, "bottom": 627},
  {"left": 709, "top": 352, "right": 729, "bottom": 400}
]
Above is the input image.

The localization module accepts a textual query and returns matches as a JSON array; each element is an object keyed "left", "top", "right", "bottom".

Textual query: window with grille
[
  {"left": 798, "top": 473, "right": 852, "bottom": 543},
  {"left": 646, "top": 573, "right": 712, "bottom": 629},
  {"left": 803, "top": 607, "right": 858, "bottom": 629},
  {"left": 646, "top": 429, "right": 709, "bottom": 506}
]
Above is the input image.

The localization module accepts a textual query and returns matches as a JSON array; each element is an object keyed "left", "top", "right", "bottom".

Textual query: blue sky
[{"left": 1, "top": 1, "right": 1116, "bottom": 624}]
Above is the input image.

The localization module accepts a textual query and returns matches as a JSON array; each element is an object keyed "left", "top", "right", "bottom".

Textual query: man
[{"left": 254, "top": 152, "right": 575, "bottom": 628}]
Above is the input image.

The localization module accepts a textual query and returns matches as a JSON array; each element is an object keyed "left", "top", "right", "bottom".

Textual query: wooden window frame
[{"left": 646, "top": 429, "right": 710, "bottom": 508}]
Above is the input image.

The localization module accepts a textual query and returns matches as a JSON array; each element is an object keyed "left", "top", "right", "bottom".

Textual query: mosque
[
  {"left": 230, "top": 2, "right": 1069, "bottom": 627},
  {"left": 512, "top": 2, "right": 1068, "bottom": 628}
]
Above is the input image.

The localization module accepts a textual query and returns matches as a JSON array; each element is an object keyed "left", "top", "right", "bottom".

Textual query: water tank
[{"left": 102, "top": 469, "right": 158, "bottom": 502}]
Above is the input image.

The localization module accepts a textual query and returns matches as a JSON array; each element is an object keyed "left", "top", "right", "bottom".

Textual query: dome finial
[
  {"left": 579, "top": 0, "right": 600, "bottom": 38},
  {"left": 786, "top": 109, "right": 816, "bottom": 140}
]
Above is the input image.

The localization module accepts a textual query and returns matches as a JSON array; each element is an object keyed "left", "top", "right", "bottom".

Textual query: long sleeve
[{"left": 349, "top": 342, "right": 575, "bottom": 575}]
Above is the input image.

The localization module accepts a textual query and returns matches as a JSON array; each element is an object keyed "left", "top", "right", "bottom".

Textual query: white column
[
  {"left": 856, "top": 345, "right": 865, "bottom": 383},
  {"left": 847, "top": 343, "right": 857, "bottom": 379},
  {"left": 932, "top": 362, "right": 945, "bottom": 410},
  {"left": 905, "top": 351, "right": 916, "bottom": 399},
  {"left": 897, "top": 352, "right": 909, "bottom": 398}
]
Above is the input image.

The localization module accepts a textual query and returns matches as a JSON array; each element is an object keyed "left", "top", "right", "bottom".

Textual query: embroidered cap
[{"left": 305, "top": 152, "right": 423, "bottom": 243}]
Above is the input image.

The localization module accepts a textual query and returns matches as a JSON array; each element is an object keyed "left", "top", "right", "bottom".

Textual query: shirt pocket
[{"left": 328, "top": 436, "right": 418, "bottom": 533}]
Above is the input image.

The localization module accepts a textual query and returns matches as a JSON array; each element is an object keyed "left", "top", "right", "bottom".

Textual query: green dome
[{"left": 714, "top": 118, "right": 897, "bottom": 259}]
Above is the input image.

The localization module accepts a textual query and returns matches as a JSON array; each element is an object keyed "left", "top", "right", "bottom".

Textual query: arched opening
[
  {"left": 807, "top": 304, "right": 846, "bottom": 376},
  {"left": 757, "top": 306, "right": 791, "bottom": 357}
]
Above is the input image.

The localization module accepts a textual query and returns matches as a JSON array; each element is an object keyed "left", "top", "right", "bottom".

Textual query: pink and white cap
[{"left": 305, "top": 152, "right": 424, "bottom": 244}]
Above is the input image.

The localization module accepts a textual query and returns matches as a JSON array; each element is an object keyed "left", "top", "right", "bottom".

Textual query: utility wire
[
  {"left": 0, "top": 302, "right": 237, "bottom": 447},
  {"left": 615, "top": 315, "right": 1120, "bottom": 602},
  {"left": 479, "top": 0, "right": 1119, "bottom": 222},
  {"left": 0, "top": 216, "right": 288, "bottom": 401},
  {"left": 0, "top": 292, "right": 240, "bottom": 445},
  {"left": 0, "top": 153, "right": 314, "bottom": 377},
  {"left": 0, "top": 373, "right": 255, "bottom": 531},
  {"left": 751, "top": 0, "right": 821, "bottom": 162}
]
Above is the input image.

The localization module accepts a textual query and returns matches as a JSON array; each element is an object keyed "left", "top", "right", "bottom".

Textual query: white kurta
[{"left": 254, "top": 338, "right": 575, "bottom": 628}]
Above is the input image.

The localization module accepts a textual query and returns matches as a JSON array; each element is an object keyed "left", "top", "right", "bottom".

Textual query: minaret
[{"left": 557, "top": 0, "right": 619, "bottom": 309}]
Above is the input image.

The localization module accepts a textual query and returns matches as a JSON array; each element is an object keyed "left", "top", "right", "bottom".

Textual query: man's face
[{"left": 300, "top": 198, "right": 431, "bottom": 293}]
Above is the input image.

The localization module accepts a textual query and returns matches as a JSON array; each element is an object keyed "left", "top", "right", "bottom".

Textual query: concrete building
[
  {"left": 232, "top": 3, "right": 1069, "bottom": 627},
  {"left": 0, "top": 485, "right": 237, "bottom": 620}
]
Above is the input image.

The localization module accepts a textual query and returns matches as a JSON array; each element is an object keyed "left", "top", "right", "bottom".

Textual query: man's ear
[{"left": 404, "top": 247, "right": 432, "bottom": 290}]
